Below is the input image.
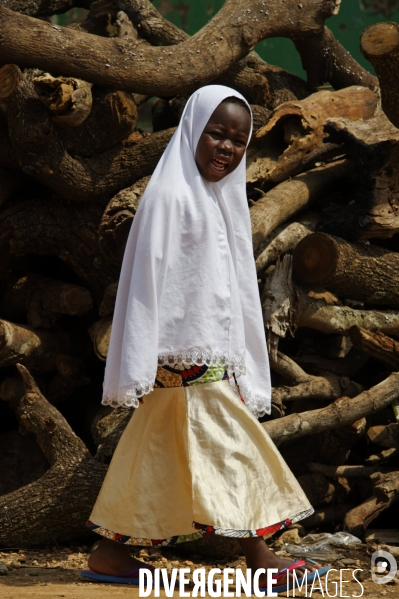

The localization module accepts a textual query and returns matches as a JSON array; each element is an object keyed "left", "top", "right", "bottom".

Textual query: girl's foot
[
  {"left": 87, "top": 538, "right": 145, "bottom": 576},
  {"left": 238, "top": 537, "right": 322, "bottom": 588}
]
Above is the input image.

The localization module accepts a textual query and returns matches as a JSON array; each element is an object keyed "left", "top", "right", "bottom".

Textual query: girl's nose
[{"left": 219, "top": 138, "right": 233, "bottom": 152}]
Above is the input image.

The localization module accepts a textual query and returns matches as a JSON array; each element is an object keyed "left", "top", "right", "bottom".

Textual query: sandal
[
  {"left": 252, "top": 558, "right": 331, "bottom": 594},
  {"left": 81, "top": 563, "right": 159, "bottom": 585}
]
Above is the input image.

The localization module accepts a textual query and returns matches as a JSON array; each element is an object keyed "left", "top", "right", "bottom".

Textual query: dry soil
[{"left": 0, "top": 543, "right": 397, "bottom": 598}]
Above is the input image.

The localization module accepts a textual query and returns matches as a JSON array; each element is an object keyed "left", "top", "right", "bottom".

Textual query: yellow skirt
[{"left": 88, "top": 380, "right": 313, "bottom": 545}]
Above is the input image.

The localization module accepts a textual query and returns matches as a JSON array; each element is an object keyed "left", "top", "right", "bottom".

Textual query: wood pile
[{"left": 0, "top": 0, "right": 398, "bottom": 549}]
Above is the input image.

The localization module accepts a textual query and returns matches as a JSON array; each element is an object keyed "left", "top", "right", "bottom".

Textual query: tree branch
[
  {"left": 117, "top": 0, "right": 187, "bottom": 46},
  {"left": 0, "top": 0, "right": 92, "bottom": 17},
  {"left": 122, "top": 0, "right": 375, "bottom": 95},
  {"left": 308, "top": 462, "right": 387, "bottom": 478},
  {"left": 0, "top": 364, "right": 107, "bottom": 546},
  {"left": 349, "top": 326, "right": 399, "bottom": 370},
  {"left": 0, "top": 65, "right": 173, "bottom": 201},
  {"left": 270, "top": 351, "right": 361, "bottom": 404},
  {"left": 296, "top": 287, "right": 399, "bottom": 337},
  {"left": 263, "top": 371, "right": 399, "bottom": 446},
  {"left": 0, "top": 2, "right": 338, "bottom": 96},
  {"left": 0, "top": 197, "right": 113, "bottom": 300},
  {"left": 250, "top": 159, "right": 352, "bottom": 254},
  {"left": 294, "top": 26, "right": 378, "bottom": 90}
]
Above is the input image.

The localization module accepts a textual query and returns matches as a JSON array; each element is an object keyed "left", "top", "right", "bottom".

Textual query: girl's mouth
[{"left": 211, "top": 157, "right": 229, "bottom": 172}]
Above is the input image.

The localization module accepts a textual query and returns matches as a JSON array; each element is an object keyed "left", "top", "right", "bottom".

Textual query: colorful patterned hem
[
  {"left": 153, "top": 363, "right": 246, "bottom": 406},
  {"left": 154, "top": 362, "right": 230, "bottom": 388},
  {"left": 86, "top": 507, "right": 313, "bottom": 547}
]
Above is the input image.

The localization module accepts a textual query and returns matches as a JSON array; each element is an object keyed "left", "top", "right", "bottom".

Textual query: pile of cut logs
[{"left": 0, "top": 0, "right": 398, "bottom": 549}]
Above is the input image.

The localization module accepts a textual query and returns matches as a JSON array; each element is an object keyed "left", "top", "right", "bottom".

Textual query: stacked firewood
[{"left": 0, "top": 0, "right": 398, "bottom": 549}]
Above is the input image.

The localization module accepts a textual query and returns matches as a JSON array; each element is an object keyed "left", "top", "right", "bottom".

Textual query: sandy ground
[{"left": 1, "top": 543, "right": 398, "bottom": 598}]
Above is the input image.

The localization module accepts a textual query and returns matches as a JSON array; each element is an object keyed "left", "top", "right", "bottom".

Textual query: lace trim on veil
[
  {"left": 237, "top": 383, "right": 269, "bottom": 418},
  {"left": 102, "top": 348, "right": 270, "bottom": 417},
  {"left": 102, "top": 379, "right": 155, "bottom": 409},
  {"left": 101, "top": 349, "right": 246, "bottom": 408},
  {"left": 158, "top": 349, "right": 246, "bottom": 372}
]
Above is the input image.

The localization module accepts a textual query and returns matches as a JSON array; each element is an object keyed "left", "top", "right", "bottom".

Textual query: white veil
[{"left": 102, "top": 85, "right": 271, "bottom": 417}]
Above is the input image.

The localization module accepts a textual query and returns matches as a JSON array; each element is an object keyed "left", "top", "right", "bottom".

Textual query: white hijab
[{"left": 102, "top": 85, "right": 271, "bottom": 417}]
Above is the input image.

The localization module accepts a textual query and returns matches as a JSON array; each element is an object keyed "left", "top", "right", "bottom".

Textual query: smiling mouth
[{"left": 211, "top": 157, "right": 229, "bottom": 172}]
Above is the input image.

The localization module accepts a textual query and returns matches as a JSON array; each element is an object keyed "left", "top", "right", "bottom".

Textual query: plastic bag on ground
[
  {"left": 283, "top": 531, "right": 362, "bottom": 559},
  {"left": 298, "top": 531, "right": 362, "bottom": 549},
  {"left": 283, "top": 546, "right": 344, "bottom": 561}
]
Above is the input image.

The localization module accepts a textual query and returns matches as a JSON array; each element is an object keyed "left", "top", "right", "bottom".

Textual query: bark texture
[
  {"left": 0, "top": 273, "right": 93, "bottom": 328},
  {"left": 98, "top": 175, "right": 150, "bottom": 265},
  {"left": 56, "top": 88, "right": 139, "bottom": 158},
  {"left": 0, "top": 65, "right": 174, "bottom": 201},
  {"left": 119, "top": 1, "right": 314, "bottom": 107},
  {"left": 361, "top": 22, "right": 399, "bottom": 128},
  {"left": 262, "top": 255, "right": 296, "bottom": 358},
  {"left": 320, "top": 110, "right": 399, "bottom": 240},
  {"left": 247, "top": 86, "right": 377, "bottom": 187},
  {"left": 263, "top": 371, "right": 399, "bottom": 446},
  {"left": 0, "top": 319, "right": 72, "bottom": 372},
  {"left": 271, "top": 352, "right": 360, "bottom": 405},
  {"left": 295, "top": 26, "right": 378, "bottom": 90},
  {"left": 255, "top": 222, "right": 314, "bottom": 274},
  {"left": 296, "top": 287, "right": 399, "bottom": 336},
  {"left": 0, "top": 0, "right": 92, "bottom": 17},
  {"left": 0, "top": 198, "right": 112, "bottom": 299},
  {"left": 250, "top": 159, "right": 352, "bottom": 254},
  {"left": 0, "top": 364, "right": 107, "bottom": 546},
  {"left": 293, "top": 232, "right": 399, "bottom": 307},
  {"left": 344, "top": 471, "right": 399, "bottom": 537},
  {"left": 32, "top": 72, "right": 93, "bottom": 127},
  {"left": 0, "top": 2, "right": 339, "bottom": 96},
  {"left": 349, "top": 326, "right": 399, "bottom": 369}
]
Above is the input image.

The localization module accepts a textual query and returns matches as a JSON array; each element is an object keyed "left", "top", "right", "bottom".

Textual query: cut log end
[
  {"left": 295, "top": 233, "right": 399, "bottom": 307},
  {"left": 89, "top": 317, "right": 112, "bottom": 361},
  {"left": 32, "top": 74, "right": 93, "bottom": 128},
  {"left": 293, "top": 233, "right": 337, "bottom": 285},
  {"left": 361, "top": 23, "right": 399, "bottom": 58},
  {"left": 0, "top": 64, "right": 20, "bottom": 100}
]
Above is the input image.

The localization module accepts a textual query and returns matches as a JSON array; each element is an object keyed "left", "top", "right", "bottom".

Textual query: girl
[{"left": 83, "top": 85, "right": 327, "bottom": 591}]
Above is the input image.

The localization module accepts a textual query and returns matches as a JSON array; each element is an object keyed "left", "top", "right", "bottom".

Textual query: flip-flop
[
  {"left": 252, "top": 558, "right": 331, "bottom": 594},
  {"left": 251, "top": 559, "right": 305, "bottom": 594},
  {"left": 81, "top": 564, "right": 160, "bottom": 585},
  {"left": 273, "top": 564, "right": 331, "bottom": 593}
]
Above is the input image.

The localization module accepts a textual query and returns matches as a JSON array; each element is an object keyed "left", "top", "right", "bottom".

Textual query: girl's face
[{"left": 195, "top": 102, "right": 251, "bottom": 182}]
